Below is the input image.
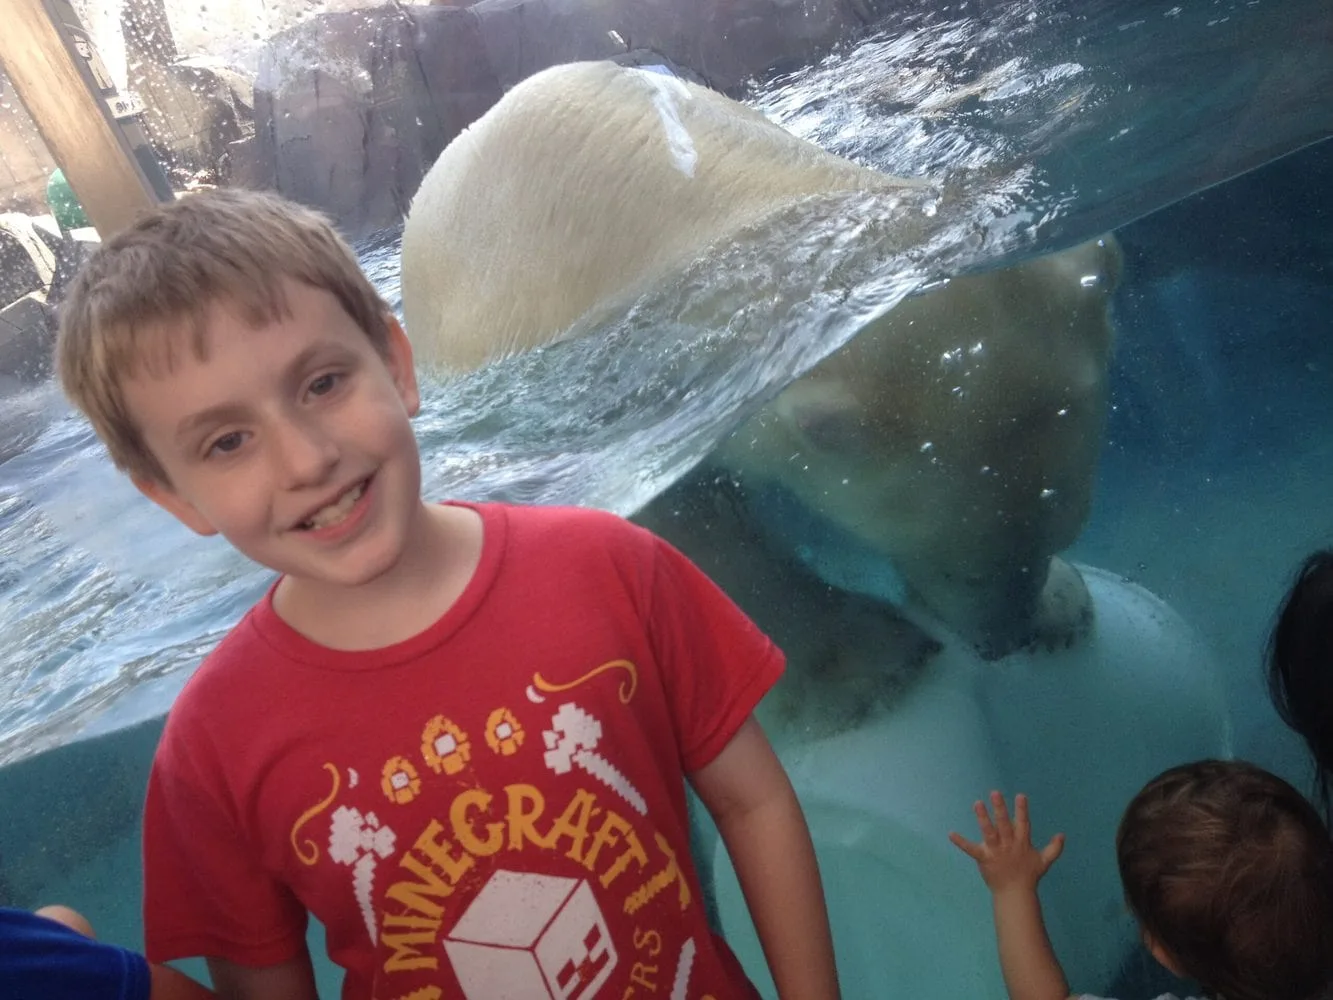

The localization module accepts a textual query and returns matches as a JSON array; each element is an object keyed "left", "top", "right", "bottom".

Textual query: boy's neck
[{"left": 271, "top": 501, "right": 484, "bottom": 652}]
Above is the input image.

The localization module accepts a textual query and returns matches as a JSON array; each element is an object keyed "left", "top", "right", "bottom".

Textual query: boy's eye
[
  {"left": 309, "top": 373, "right": 340, "bottom": 396},
  {"left": 208, "top": 431, "right": 245, "bottom": 456}
]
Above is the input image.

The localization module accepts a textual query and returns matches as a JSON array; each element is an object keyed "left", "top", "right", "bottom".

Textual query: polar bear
[
  {"left": 401, "top": 59, "right": 1120, "bottom": 660},
  {"left": 401, "top": 60, "right": 929, "bottom": 372}
]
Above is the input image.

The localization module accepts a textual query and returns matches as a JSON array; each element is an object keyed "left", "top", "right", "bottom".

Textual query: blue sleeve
[{"left": 0, "top": 908, "right": 151, "bottom": 1000}]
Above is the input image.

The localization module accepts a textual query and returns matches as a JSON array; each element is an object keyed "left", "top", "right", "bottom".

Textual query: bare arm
[
  {"left": 988, "top": 886, "right": 1072, "bottom": 1000},
  {"left": 150, "top": 963, "right": 217, "bottom": 1000},
  {"left": 950, "top": 792, "right": 1072, "bottom": 1000},
  {"left": 690, "top": 714, "right": 840, "bottom": 1000},
  {"left": 205, "top": 951, "right": 319, "bottom": 1000}
]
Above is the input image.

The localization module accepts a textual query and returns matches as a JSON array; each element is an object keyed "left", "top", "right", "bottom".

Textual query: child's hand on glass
[{"left": 949, "top": 791, "right": 1066, "bottom": 894}]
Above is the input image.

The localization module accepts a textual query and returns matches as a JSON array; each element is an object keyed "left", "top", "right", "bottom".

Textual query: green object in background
[{"left": 46, "top": 167, "right": 91, "bottom": 231}]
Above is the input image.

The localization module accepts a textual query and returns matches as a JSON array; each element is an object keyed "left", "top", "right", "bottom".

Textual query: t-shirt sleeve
[
  {"left": 0, "top": 908, "right": 151, "bottom": 1000},
  {"left": 142, "top": 715, "right": 307, "bottom": 968},
  {"left": 644, "top": 532, "right": 786, "bottom": 773}
]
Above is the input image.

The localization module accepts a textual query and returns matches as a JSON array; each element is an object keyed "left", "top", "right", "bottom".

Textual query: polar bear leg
[{"left": 1023, "top": 556, "right": 1095, "bottom": 654}]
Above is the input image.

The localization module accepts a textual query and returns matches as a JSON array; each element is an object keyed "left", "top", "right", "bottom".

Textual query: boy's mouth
[{"left": 299, "top": 479, "right": 368, "bottom": 531}]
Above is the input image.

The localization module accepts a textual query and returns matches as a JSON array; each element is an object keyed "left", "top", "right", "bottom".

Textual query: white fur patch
[{"left": 632, "top": 67, "right": 698, "bottom": 177}]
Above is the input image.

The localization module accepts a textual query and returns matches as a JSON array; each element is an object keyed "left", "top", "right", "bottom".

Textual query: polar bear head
[{"left": 718, "top": 236, "right": 1121, "bottom": 658}]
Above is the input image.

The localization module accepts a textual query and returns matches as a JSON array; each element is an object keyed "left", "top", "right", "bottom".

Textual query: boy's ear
[
  {"left": 1142, "top": 930, "right": 1186, "bottom": 979},
  {"left": 132, "top": 476, "right": 219, "bottom": 537},
  {"left": 384, "top": 315, "right": 421, "bottom": 417}
]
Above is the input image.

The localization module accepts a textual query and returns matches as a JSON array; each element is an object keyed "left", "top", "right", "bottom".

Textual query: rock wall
[
  {"left": 248, "top": 5, "right": 502, "bottom": 235},
  {"left": 122, "top": 0, "right": 255, "bottom": 187}
]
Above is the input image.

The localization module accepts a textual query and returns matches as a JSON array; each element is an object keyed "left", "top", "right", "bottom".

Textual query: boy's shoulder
[
  {"left": 490, "top": 501, "right": 661, "bottom": 566},
  {"left": 160, "top": 598, "right": 282, "bottom": 736},
  {"left": 498, "top": 501, "right": 643, "bottom": 539}
]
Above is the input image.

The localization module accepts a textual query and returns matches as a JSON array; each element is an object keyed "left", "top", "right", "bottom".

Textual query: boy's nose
[{"left": 272, "top": 417, "right": 339, "bottom": 487}]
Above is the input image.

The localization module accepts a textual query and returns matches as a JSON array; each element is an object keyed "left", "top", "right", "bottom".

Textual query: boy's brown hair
[
  {"left": 1117, "top": 759, "right": 1333, "bottom": 1000},
  {"left": 56, "top": 188, "right": 392, "bottom": 485}
]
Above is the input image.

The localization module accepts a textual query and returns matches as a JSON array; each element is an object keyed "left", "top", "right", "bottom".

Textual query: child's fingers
[
  {"left": 948, "top": 831, "right": 985, "bottom": 861},
  {"left": 989, "top": 790, "right": 1013, "bottom": 838},
  {"left": 1014, "top": 793, "right": 1032, "bottom": 839},
  {"left": 1040, "top": 832, "right": 1066, "bottom": 867},
  {"left": 974, "top": 799, "right": 999, "bottom": 844}
]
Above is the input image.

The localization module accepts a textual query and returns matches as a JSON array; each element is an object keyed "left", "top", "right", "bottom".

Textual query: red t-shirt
[{"left": 142, "top": 502, "right": 784, "bottom": 1000}]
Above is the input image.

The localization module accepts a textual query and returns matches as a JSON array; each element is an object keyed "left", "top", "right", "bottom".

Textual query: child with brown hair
[
  {"left": 951, "top": 760, "right": 1333, "bottom": 1000},
  {"left": 55, "top": 188, "right": 839, "bottom": 1000}
]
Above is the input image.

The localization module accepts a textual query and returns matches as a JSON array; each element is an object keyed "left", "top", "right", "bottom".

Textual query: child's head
[
  {"left": 1267, "top": 550, "right": 1333, "bottom": 818},
  {"left": 56, "top": 188, "right": 394, "bottom": 486},
  {"left": 57, "top": 189, "right": 424, "bottom": 588},
  {"left": 1117, "top": 759, "right": 1333, "bottom": 1000}
]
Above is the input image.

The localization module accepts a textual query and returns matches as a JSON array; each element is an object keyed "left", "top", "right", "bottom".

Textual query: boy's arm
[
  {"left": 150, "top": 963, "right": 217, "bottom": 1000},
  {"left": 950, "top": 792, "right": 1072, "bottom": 1000},
  {"left": 142, "top": 712, "right": 313, "bottom": 999},
  {"left": 690, "top": 715, "right": 840, "bottom": 1000},
  {"left": 204, "top": 951, "right": 318, "bottom": 1000}
]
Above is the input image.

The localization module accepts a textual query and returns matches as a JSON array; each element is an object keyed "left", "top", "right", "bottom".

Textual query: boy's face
[{"left": 126, "top": 280, "right": 424, "bottom": 591}]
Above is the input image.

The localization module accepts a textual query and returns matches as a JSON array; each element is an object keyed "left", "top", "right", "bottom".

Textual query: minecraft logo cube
[{"left": 444, "top": 869, "right": 617, "bottom": 999}]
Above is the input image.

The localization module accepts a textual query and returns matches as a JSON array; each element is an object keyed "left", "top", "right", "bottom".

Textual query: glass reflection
[{"left": 0, "top": 1, "right": 1328, "bottom": 998}]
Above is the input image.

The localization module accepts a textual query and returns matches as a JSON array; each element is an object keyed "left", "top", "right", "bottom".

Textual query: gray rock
[
  {"left": 0, "top": 230, "right": 43, "bottom": 308},
  {"left": 0, "top": 294, "right": 56, "bottom": 386},
  {"left": 0, "top": 214, "right": 97, "bottom": 390},
  {"left": 121, "top": 0, "right": 253, "bottom": 185},
  {"left": 253, "top": 5, "right": 502, "bottom": 235}
]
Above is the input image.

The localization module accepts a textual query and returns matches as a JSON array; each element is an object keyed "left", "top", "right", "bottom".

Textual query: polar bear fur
[
  {"left": 401, "top": 60, "right": 926, "bottom": 372},
  {"left": 401, "top": 59, "right": 1120, "bottom": 660}
]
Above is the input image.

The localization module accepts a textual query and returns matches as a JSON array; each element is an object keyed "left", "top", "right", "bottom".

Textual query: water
[
  {"left": 0, "top": 0, "right": 1330, "bottom": 993},
  {"left": 2, "top": 0, "right": 1328, "bottom": 767}
]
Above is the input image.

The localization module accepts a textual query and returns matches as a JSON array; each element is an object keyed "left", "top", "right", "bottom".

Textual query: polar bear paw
[{"left": 1018, "top": 557, "right": 1095, "bottom": 656}]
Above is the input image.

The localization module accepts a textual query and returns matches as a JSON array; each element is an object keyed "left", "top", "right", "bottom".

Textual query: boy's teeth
[{"left": 303, "top": 482, "right": 365, "bottom": 530}]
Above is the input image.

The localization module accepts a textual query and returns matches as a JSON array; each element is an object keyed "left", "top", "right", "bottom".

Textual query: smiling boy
[{"left": 56, "top": 190, "right": 839, "bottom": 1000}]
